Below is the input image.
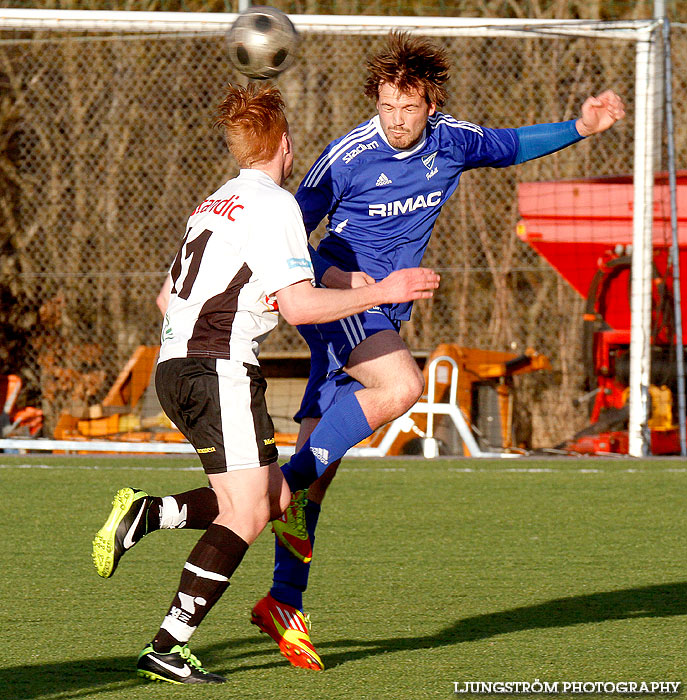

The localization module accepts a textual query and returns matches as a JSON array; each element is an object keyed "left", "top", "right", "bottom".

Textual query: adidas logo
[
  {"left": 375, "top": 173, "right": 392, "bottom": 186},
  {"left": 310, "top": 447, "right": 330, "bottom": 465}
]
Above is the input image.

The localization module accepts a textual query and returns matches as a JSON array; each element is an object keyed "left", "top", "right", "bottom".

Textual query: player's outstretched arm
[
  {"left": 275, "top": 267, "right": 440, "bottom": 326},
  {"left": 575, "top": 90, "right": 626, "bottom": 137},
  {"left": 513, "top": 90, "right": 625, "bottom": 165}
]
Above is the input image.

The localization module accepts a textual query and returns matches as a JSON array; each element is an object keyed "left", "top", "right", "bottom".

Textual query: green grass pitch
[{"left": 0, "top": 454, "right": 685, "bottom": 699}]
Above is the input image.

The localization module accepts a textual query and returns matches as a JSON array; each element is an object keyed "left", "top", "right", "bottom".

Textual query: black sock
[
  {"left": 146, "top": 488, "right": 219, "bottom": 533},
  {"left": 152, "top": 524, "right": 248, "bottom": 653}
]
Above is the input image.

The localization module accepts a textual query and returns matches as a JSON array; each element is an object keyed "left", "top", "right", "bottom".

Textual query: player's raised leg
[
  {"left": 279, "top": 329, "right": 423, "bottom": 492},
  {"left": 92, "top": 486, "right": 219, "bottom": 579}
]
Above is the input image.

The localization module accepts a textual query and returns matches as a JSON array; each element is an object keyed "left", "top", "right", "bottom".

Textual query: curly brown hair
[
  {"left": 363, "top": 31, "right": 450, "bottom": 108},
  {"left": 215, "top": 82, "right": 288, "bottom": 167}
]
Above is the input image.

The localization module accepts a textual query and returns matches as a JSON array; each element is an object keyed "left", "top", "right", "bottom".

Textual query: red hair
[{"left": 215, "top": 83, "right": 288, "bottom": 166}]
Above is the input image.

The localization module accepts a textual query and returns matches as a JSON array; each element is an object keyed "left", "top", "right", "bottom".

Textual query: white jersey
[{"left": 159, "top": 169, "right": 314, "bottom": 366}]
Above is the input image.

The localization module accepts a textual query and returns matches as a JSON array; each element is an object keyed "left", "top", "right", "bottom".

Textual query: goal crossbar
[{"left": 0, "top": 10, "right": 658, "bottom": 41}]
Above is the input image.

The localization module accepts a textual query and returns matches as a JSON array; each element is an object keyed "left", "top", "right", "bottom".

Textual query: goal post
[
  {"left": 0, "top": 11, "right": 665, "bottom": 456},
  {"left": 629, "top": 24, "right": 660, "bottom": 456}
]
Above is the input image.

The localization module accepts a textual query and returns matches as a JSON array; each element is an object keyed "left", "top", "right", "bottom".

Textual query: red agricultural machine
[{"left": 517, "top": 172, "right": 687, "bottom": 455}]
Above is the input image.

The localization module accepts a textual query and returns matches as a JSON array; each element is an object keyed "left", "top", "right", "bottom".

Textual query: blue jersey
[{"left": 295, "top": 112, "right": 519, "bottom": 321}]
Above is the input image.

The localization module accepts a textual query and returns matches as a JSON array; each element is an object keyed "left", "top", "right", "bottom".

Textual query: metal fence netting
[{"left": 1, "top": 22, "right": 683, "bottom": 446}]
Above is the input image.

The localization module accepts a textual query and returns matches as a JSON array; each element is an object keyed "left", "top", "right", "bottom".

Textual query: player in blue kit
[{"left": 250, "top": 30, "right": 625, "bottom": 669}]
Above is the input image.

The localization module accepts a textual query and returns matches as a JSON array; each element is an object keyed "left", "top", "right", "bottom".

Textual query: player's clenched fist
[
  {"left": 576, "top": 90, "right": 626, "bottom": 137},
  {"left": 376, "top": 267, "right": 441, "bottom": 302}
]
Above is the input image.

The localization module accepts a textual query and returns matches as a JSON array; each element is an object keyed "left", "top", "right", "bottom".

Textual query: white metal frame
[
  {"left": 354, "top": 355, "right": 516, "bottom": 459},
  {"left": 0, "top": 436, "right": 300, "bottom": 458},
  {"left": 0, "top": 12, "right": 661, "bottom": 457},
  {"left": 628, "top": 25, "right": 660, "bottom": 456}
]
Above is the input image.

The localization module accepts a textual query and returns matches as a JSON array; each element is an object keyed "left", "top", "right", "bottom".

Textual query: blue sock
[
  {"left": 270, "top": 500, "right": 321, "bottom": 610},
  {"left": 281, "top": 393, "right": 372, "bottom": 492}
]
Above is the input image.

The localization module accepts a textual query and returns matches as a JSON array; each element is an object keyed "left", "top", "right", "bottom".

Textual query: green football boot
[
  {"left": 92, "top": 487, "right": 149, "bottom": 578},
  {"left": 137, "top": 644, "right": 226, "bottom": 684}
]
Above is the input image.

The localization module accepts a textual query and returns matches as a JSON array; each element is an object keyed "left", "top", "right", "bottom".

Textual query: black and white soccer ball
[{"left": 227, "top": 6, "right": 299, "bottom": 80}]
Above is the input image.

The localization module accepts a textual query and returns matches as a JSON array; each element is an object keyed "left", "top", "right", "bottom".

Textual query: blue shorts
[{"left": 294, "top": 306, "right": 401, "bottom": 422}]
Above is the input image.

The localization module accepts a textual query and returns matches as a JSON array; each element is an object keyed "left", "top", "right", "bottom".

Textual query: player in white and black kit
[
  {"left": 154, "top": 163, "right": 316, "bottom": 475},
  {"left": 91, "top": 83, "right": 439, "bottom": 684}
]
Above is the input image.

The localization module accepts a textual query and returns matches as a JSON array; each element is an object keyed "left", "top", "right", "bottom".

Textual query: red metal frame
[{"left": 517, "top": 172, "right": 687, "bottom": 455}]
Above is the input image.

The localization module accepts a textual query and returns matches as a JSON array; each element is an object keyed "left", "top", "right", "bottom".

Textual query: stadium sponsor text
[{"left": 342, "top": 141, "right": 379, "bottom": 164}]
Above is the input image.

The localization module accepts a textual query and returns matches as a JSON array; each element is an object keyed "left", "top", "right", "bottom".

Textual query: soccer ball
[{"left": 227, "top": 6, "right": 299, "bottom": 80}]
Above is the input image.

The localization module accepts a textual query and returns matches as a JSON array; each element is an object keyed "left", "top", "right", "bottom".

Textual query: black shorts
[{"left": 156, "top": 357, "right": 278, "bottom": 474}]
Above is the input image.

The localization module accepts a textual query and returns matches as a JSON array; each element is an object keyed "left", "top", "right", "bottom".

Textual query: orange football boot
[{"left": 251, "top": 593, "right": 324, "bottom": 670}]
